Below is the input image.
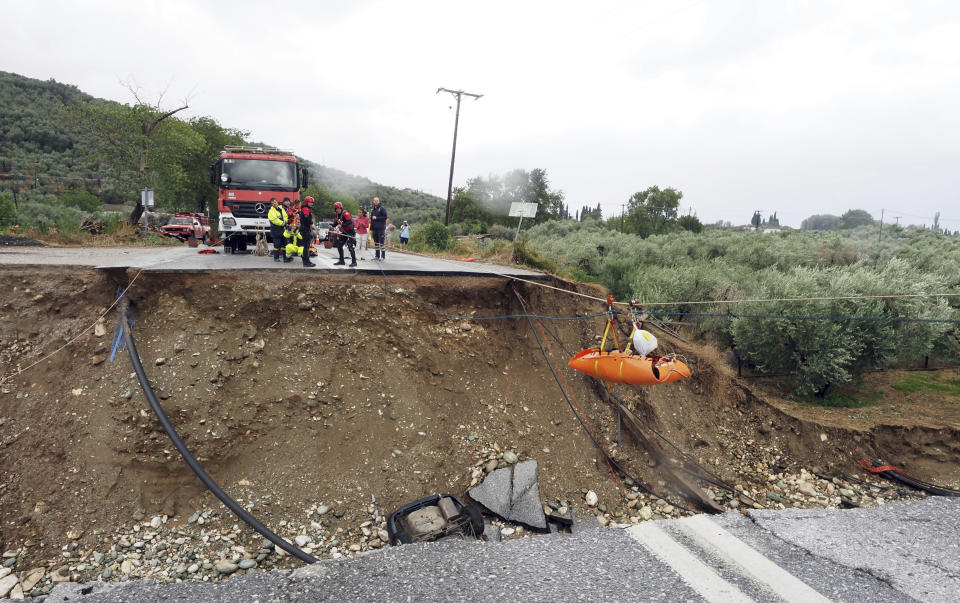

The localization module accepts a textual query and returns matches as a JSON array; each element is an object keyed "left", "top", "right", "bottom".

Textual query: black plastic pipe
[{"left": 121, "top": 307, "right": 318, "bottom": 563}]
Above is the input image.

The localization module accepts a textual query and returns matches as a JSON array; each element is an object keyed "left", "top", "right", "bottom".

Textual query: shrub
[
  {"left": 488, "top": 224, "right": 514, "bottom": 240},
  {"left": 0, "top": 193, "right": 16, "bottom": 228},
  {"left": 421, "top": 220, "right": 452, "bottom": 252},
  {"left": 59, "top": 188, "right": 102, "bottom": 212}
]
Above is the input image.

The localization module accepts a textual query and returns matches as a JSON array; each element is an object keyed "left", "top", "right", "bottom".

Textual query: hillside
[{"left": 0, "top": 70, "right": 446, "bottom": 220}]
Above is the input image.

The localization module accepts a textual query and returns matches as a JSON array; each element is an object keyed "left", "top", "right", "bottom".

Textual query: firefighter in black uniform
[
  {"left": 334, "top": 209, "right": 357, "bottom": 267},
  {"left": 299, "top": 196, "right": 316, "bottom": 268}
]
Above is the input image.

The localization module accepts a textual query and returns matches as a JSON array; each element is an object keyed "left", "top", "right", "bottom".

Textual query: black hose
[{"left": 120, "top": 307, "right": 318, "bottom": 564}]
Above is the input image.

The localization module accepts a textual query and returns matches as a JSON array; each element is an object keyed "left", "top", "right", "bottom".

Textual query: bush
[
  {"left": 488, "top": 224, "right": 514, "bottom": 240},
  {"left": 59, "top": 188, "right": 102, "bottom": 212},
  {"left": 421, "top": 220, "right": 452, "bottom": 252},
  {"left": 0, "top": 193, "right": 16, "bottom": 228}
]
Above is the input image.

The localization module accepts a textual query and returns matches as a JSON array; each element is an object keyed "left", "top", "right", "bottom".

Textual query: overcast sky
[{"left": 3, "top": 0, "right": 958, "bottom": 228}]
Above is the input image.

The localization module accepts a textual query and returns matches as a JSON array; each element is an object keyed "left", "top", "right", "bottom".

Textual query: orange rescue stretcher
[{"left": 567, "top": 296, "right": 691, "bottom": 386}]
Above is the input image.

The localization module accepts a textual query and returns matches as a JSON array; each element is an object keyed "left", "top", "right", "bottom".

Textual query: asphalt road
[
  {"left": 0, "top": 245, "right": 545, "bottom": 278},
  {"left": 49, "top": 497, "right": 959, "bottom": 602}
]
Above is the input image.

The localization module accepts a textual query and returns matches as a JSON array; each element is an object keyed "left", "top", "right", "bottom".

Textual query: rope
[
  {"left": 333, "top": 226, "right": 960, "bottom": 318},
  {"left": 0, "top": 269, "right": 145, "bottom": 385},
  {"left": 642, "top": 310, "right": 960, "bottom": 324},
  {"left": 512, "top": 286, "right": 694, "bottom": 514}
]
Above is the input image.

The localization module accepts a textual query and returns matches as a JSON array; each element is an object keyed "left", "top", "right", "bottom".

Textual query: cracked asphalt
[{"left": 50, "top": 496, "right": 959, "bottom": 602}]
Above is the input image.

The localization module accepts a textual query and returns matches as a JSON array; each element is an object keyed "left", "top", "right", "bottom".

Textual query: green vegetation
[
  {"left": 891, "top": 373, "right": 960, "bottom": 396},
  {"left": 522, "top": 220, "right": 959, "bottom": 395}
]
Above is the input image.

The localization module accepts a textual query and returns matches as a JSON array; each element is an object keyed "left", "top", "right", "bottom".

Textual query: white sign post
[{"left": 509, "top": 202, "right": 539, "bottom": 241}]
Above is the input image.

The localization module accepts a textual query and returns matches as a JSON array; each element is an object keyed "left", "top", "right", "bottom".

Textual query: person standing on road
[
  {"left": 369, "top": 197, "right": 388, "bottom": 260},
  {"left": 385, "top": 218, "right": 395, "bottom": 250},
  {"left": 334, "top": 210, "right": 357, "bottom": 267},
  {"left": 399, "top": 221, "right": 410, "bottom": 249},
  {"left": 299, "top": 196, "right": 317, "bottom": 268},
  {"left": 267, "top": 197, "right": 287, "bottom": 262},
  {"left": 355, "top": 209, "right": 370, "bottom": 260}
]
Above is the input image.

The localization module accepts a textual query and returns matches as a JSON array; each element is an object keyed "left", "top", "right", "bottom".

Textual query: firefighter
[
  {"left": 267, "top": 197, "right": 288, "bottom": 262},
  {"left": 299, "top": 196, "right": 316, "bottom": 268},
  {"left": 283, "top": 213, "right": 304, "bottom": 263},
  {"left": 334, "top": 210, "right": 357, "bottom": 267}
]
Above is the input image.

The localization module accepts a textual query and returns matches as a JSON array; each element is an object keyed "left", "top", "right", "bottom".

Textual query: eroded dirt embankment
[{"left": 0, "top": 265, "right": 957, "bottom": 585}]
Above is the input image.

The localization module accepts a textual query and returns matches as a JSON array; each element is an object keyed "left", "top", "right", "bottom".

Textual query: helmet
[
  {"left": 342, "top": 211, "right": 352, "bottom": 220},
  {"left": 333, "top": 202, "right": 343, "bottom": 210},
  {"left": 304, "top": 196, "right": 314, "bottom": 204}
]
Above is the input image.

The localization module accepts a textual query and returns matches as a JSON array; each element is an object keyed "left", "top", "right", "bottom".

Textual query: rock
[
  {"left": 132, "top": 509, "right": 145, "bottom": 521},
  {"left": 295, "top": 535, "right": 309, "bottom": 547},
  {"left": 348, "top": 544, "right": 361, "bottom": 552},
  {"left": 2, "top": 558, "right": 14, "bottom": 568},
  {"left": 839, "top": 488, "right": 855, "bottom": 498},
  {"left": 639, "top": 506, "right": 653, "bottom": 520},
  {"left": 238, "top": 559, "right": 256, "bottom": 570},
  {"left": 502, "top": 451, "right": 519, "bottom": 464},
  {"left": 797, "top": 481, "right": 818, "bottom": 497},
  {"left": 66, "top": 528, "right": 83, "bottom": 540},
  {"left": 150, "top": 516, "right": 162, "bottom": 529},
  {"left": 94, "top": 320, "right": 107, "bottom": 337},
  {"left": 155, "top": 357, "right": 166, "bottom": 366},
  {"left": 91, "top": 355, "right": 106, "bottom": 366},
  {"left": 8, "top": 583, "right": 23, "bottom": 599},
  {"left": 584, "top": 491, "right": 598, "bottom": 507},
  {"left": 20, "top": 568, "right": 43, "bottom": 592},
  {"left": 92, "top": 552, "right": 104, "bottom": 564},
  {"left": 766, "top": 492, "right": 781, "bottom": 502},
  {"left": 728, "top": 499, "right": 740, "bottom": 509},
  {"left": 120, "top": 559, "right": 135, "bottom": 575},
  {"left": 316, "top": 504, "right": 331, "bottom": 516},
  {"left": 188, "top": 511, "right": 200, "bottom": 523},
  {"left": 50, "top": 568, "right": 71, "bottom": 584},
  {"left": 215, "top": 559, "right": 238, "bottom": 574},
  {"left": 187, "top": 564, "right": 199, "bottom": 573},
  {"left": 484, "top": 460, "right": 498, "bottom": 473},
  {"left": 100, "top": 567, "right": 111, "bottom": 579},
  {"left": 0, "top": 574, "right": 18, "bottom": 598},
  {"left": 0, "top": 568, "right": 10, "bottom": 579},
  {"left": 122, "top": 389, "right": 133, "bottom": 400},
  {"left": 500, "top": 527, "right": 515, "bottom": 536},
  {"left": 71, "top": 388, "right": 83, "bottom": 396}
]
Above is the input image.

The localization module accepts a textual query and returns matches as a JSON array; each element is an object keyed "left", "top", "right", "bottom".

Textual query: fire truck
[{"left": 209, "top": 146, "right": 309, "bottom": 253}]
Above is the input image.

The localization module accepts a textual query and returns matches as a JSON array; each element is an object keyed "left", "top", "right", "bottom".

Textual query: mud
[{"left": 0, "top": 265, "right": 957, "bottom": 564}]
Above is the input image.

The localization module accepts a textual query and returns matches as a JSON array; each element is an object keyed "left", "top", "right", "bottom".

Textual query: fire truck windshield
[{"left": 221, "top": 158, "right": 297, "bottom": 190}]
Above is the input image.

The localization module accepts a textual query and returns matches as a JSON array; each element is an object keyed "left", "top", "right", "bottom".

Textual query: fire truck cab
[{"left": 210, "top": 146, "right": 308, "bottom": 254}]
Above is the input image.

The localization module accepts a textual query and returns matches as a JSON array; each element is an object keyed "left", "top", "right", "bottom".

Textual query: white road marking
[
  {"left": 676, "top": 515, "right": 831, "bottom": 603},
  {"left": 627, "top": 522, "right": 754, "bottom": 603}
]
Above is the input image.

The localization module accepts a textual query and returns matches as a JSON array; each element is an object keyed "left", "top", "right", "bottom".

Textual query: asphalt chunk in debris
[{"left": 470, "top": 459, "right": 547, "bottom": 529}]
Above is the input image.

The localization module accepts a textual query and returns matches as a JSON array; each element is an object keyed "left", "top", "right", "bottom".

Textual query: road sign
[{"left": 509, "top": 202, "right": 538, "bottom": 218}]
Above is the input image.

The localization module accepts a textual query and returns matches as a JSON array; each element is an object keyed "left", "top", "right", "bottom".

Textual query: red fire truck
[{"left": 209, "top": 146, "right": 309, "bottom": 253}]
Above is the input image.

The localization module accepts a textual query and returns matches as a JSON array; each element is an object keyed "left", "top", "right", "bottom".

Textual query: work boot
[
  {"left": 333, "top": 259, "right": 345, "bottom": 265},
  {"left": 283, "top": 254, "right": 293, "bottom": 263},
  {"left": 349, "top": 261, "right": 357, "bottom": 267},
  {"left": 302, "top": 252, "right": 315, "bottom": 268},
  {"left": 273, "top": 249, "right": 280, "bottom": 262}
]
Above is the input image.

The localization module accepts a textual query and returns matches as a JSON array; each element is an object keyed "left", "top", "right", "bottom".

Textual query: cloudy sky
[{"left": 3, "top": 0, "right": 958, "bottom": 228}]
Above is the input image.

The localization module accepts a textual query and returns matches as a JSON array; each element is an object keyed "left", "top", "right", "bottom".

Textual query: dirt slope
[{"left": 1, "top": 265, "right": 957, "bottom": 581}]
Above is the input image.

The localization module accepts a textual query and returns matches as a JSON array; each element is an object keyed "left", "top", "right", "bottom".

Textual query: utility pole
[
  {"left": 437, "top": 87, "right": 483, "bottom": 226},
  {"left": 878, "top": 208, "right": 883, "bottom": 241},
  {"left": 621, "top": 203, "right": 626, "bottom": 233}
]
